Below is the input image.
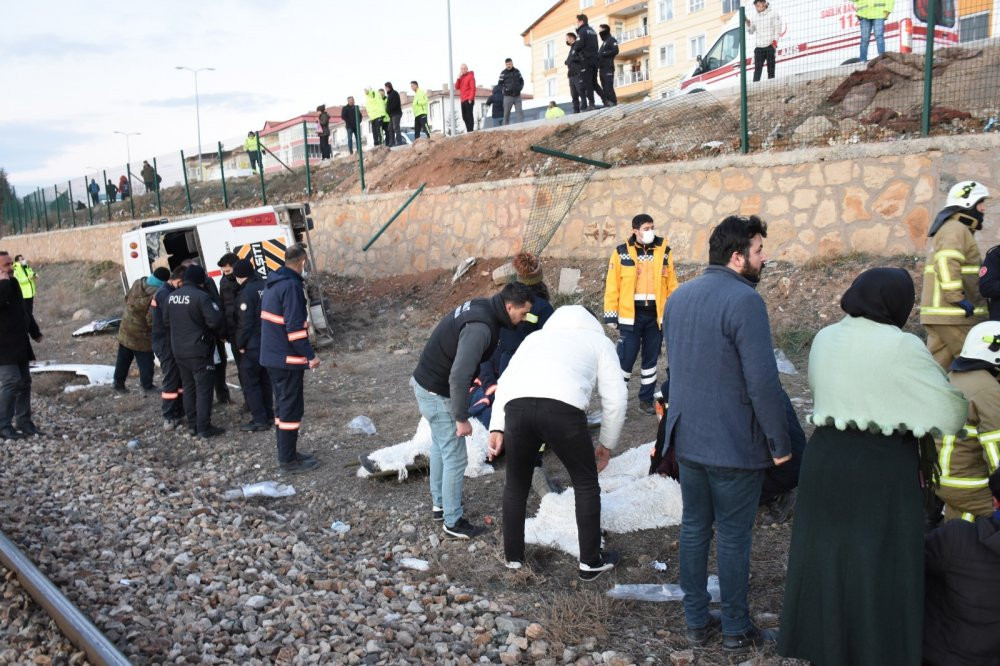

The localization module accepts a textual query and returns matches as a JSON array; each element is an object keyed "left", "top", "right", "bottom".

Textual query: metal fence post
[
  {"left": 84, "top": 174, "right": 94, "bottom": 225},
  {"left": 40, "top": 188, "right": 50, "bottom": 230},
  {"left": 180, "top": 150, "right": 193, "bottom": 213},
  {"left": 256, "top": 132, "right": 267, "bottom": 205},
  {"left": 68, "top": 180, "right": 77, "bottom": 227},
  {"left": 218, "top": 141, "right": 229, "bottom": 209},
  {"left": 103, "top": 170, "right": 111, "bottom": 221},
  {"left": 126, "top": 165, "right": 136, "bottom": 219},
  {"left": 739, "top": 5, "right": 749, "bottom": 154},
  {"left": 303, "top": 121, "right": 312, "bottom": 198},
  {"left": 53, "top": 183, "right": 62, "bottom": 229},
  {"left": 921, "top": 0, "right": 937, "bottom": 137},
  {"left": 153, "top": 157, "right": 162, "bottom": 215},
  {"left": 355, "top": 106, "right": 366, "bottom": 192}
]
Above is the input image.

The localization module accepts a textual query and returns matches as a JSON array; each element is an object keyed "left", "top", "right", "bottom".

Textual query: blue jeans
[
  {"left": 679, "top": 460, "right": 764, "bottom": 635},
  {"left": 616, "top": 308, "right": 662, "bottom": 403},
  {"left": 859, "top": 18, "right": 885, "bottom": 62},
  {"left": 412, "top": 377, "right": 466, "bottom": 525}
]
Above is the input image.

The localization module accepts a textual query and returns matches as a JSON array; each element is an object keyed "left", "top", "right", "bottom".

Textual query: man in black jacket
[
  {"left": 0, "top": 251, "right": 44, "bottom": 440},
  {"left": 576, "top": 14, "right": 600, "bottom": 110},
  {"left": 412, "top": 283, "right": 534, "bottom": 539},
  {"left": 164, "top": 264, "right": 226, "bottom": 439},
  {"left": 598, "top": 24, "right": 619, "bottom": 106},
  {"left": 384, "top": 82, "right": 403, "bottom": 147},
  {"left": 233, "top": 259, "right": 273, "bottom": 432},
  {"left": 498, "top": 59, "right": 524, "bottom": 125},
  {"left": 923, "top": 469, "right": 1000, "bottom": 664},
  {"left": 565, "top": 33, "right": 583, "bottom": 113},
  {"left": 341, "top": 96, "right": 359, "bottom": 155}
]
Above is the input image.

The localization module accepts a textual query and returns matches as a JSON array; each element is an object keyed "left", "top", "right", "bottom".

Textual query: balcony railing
[
  {"left": 616, "top": 69, "right": 649, "bottom": 86},
  {"left": 616, "top": 25, "right": 649, "bottom": 43}
]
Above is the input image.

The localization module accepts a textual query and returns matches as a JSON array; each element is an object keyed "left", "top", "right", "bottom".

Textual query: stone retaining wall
[{"left": 6, "top": 135, "right": 999, "bottom": 275}]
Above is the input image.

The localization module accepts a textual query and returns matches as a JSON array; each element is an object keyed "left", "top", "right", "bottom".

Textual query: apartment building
[{"left": 522, "top": 0, "right": 738, "bottom": 103}]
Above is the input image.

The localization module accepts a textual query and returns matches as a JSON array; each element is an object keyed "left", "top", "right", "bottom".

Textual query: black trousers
[
  {"left": 370, "top": 119, "right": 383, "bottom": 145},
  {"left": 600, "top": 69, "right": 616, "bottom": 105},
  {"left": 113, "top": 344, "right": 155, "bottom": 389},
  {"left": 176, "top": 355, "right": 215, "bottom": 434},
  {"left": 239, "top": 350, "right": 274, "bottom": 426},
  {"left": 319, "top": 134, "right": 331, "bottom": 159},
  {"left": 578, "top": 65, "right": 597, "bottom": 108},
  {"left": 568, "top": 76, "right": 581, "bottom": 113},
  {"left": 753, "top": 46, "right": 776, "bottom": 81},
  {"left": 460, "top": 100, "right": 475, "bottom": 132},
  {"left": 502, "top": 397, "right": 602, "bottom": 566},
  {"left": 214, "top": 340, "right": 230, "bottom": 403},
  {"left": 414, "top": 114, "right": 430, "bottom": 139},
  {"left": 270, "top": 367, "right": 305, "bottom": 463},
  {"left": 154, "top": 342, "right": 183, "bottom": 420},
  {"left": 248, "top": 151, "right": 261, "bottom": 172}
]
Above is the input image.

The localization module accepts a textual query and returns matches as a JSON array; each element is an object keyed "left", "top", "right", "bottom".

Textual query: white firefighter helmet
[
  {"left": 959, "top": 321, "right": 1000, "bottom": 365},
  {"left": 929, "top": 181, "right": 990, "bottom": 237}
]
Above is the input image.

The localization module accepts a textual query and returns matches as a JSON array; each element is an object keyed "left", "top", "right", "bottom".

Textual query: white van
[
  {"left": 680, "top": 0, "right": 961, "bottom": 94},
  {"left": 120, "top": 203, "right": 332, "bottom": 337}
]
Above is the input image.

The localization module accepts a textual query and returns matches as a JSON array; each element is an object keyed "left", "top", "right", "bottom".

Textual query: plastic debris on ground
[
  {"left": 399, "top": 557, "right": 430, "bottom": 571},
  {"left": 651, "top": 560, "right": 668, "bottom": 572},
  {"left": 607, "top": 575, "right": 721, "bottom": 603},
  {"left": 29, "top": 362, "right": 116, "bottom": 392},
  {"left": 126, "top": 439, "right": 140, "bottom": 450},
  {"left": 330, "top": 521, "right": 351, "bottom": 534},
  {"left": 71, "top": 317, "right": 122, "bottom": 337},
  {"left": 222, "top": 480, "right": 296, "bottom": 500},
  {"left": 773, "top": 348, "right": 798, "bottom": 375},
  {"left": 347, "top": 415, "right": 377, "bottom": 435},
  {"left": 451, "top": 257, "right": 477, "bottom": 283}
]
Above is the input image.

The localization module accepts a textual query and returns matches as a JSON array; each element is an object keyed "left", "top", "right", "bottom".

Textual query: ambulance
[
  {"left": 680, "top": 0, "right": 961, "bottom": 94},
  {"left": 120, "top": 203, "right": 333, "bottom": 338}
]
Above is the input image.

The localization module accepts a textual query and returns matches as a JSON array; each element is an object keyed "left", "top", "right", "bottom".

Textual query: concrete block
[{"left": 558, "top": 267, "right": 581, "bottom": 295}]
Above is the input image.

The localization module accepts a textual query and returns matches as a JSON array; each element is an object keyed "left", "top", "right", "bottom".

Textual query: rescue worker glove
[{"left": 957, "top": 299, "right": 975, "bottom": 317}]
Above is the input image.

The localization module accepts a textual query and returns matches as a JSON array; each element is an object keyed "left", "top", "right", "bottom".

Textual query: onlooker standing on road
[
  {"left": 603, "top": 213, "right": 679, "bottom": 414},
  {"left": 11, "top": 255, "right": 36, "bottom": 314},
  {"left": 260, "top": 244, "right": 320, "bottom": 473},
  {"left": 411, "top": 81, "right": 430, "bottom": 139},
  {"left": 855, "top": 0, "right": 893, "bottom": 62},
  {"left": 498, "top": 58, "right": 524, "bottom": 125},
  {"left": 118, "top": 174, "right": 130, "bottom": 199},
  {"left": 662, "top": 215, "right": 791, "bottom": 652},
  {"left": 244, "top": 132, "right": 262, "bottom": 174},
  {"left": 112, "top": 268, "right": 166, "bottom": 394},
  {"left": 141, "top": 160, "right": 156, "bottom": 193},
  {"left": 233, "top": 258, "right": 273, "bottom": 432},
  {"left": 565, "top": 33, "right": 583, "bottom": 113},
  {"left": 488, "top": 305, "right": 627, "bottom": 579},
  {"left": 364, "top": 88, "right": 386, "bottom": 146},
  {"left": 0, "top": 251, "right": 44, "bottom": 441},
  {"left": 575, "top": 14, "right": 600, "bottom": 110},
  {"left": 411, "top": 283, "right": 535, "bottom": 539},
  {"left": 151, "top": 266, "right": 186, "bottom": 429},
  {"left": 455, "top": 64, "right": 477, "bottom": 132},
  {"left": 486, "top": 84, "right": 505, "bottom": 128},
  {"left": 384, "top": 82, "right": 403, "bottom": 147},
  {"left": 340, "top": 96, "right": 359, "bottom": 155},
  {"left": 106, "top": 179, "right": 118, "bottom": 203},
  {"left": 746, "top": 0, "right": 781, "bottom": 82},
  {"left": 597, "top": 24, "right": 619, "bottom": 106},
  {"left": 88, "top": 178, "right": 100, "bottom": 206},
  {"left": 316, "top": 104, "right": 331, "bottom": 160}
]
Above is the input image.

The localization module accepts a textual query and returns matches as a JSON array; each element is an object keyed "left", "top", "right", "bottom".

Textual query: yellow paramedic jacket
[
  {"left": 603, "top": 236, "right": 678, "bottom": 328},
  {"left": 938, "top": 368, "right": 1000, "bottom": 496},
  {"left": 919, "top": 217, "right": 987, "bottom": 326}
]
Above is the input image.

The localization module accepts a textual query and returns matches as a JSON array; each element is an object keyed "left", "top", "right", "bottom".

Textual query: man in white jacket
[
  {"left": 488, "top": 305, "right": 628, "bottom": 580},
  {"left": 746, "top": 0, "right": 782, "bottom": 82}
]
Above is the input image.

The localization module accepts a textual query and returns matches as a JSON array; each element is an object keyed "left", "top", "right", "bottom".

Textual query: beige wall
[{"left": 6, "top": 135, "right": 999, "bottom": 276}]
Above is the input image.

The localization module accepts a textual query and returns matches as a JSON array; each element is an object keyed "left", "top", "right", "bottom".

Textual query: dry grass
[{"left": 538, "top": 589, "right": 627, "bottom": 648}]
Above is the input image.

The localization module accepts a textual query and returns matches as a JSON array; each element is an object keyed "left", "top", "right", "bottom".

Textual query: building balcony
[
  {"left": 616, "top": 69, "right": 650, "bottom": 87},
  {"left": 604, "top": 0, "right": 648, "bottom": 18},
  {"left": 617, "top": 30, "right": 650, "bottom": 57}
]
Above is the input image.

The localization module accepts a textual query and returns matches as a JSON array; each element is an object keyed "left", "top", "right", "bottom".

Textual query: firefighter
[
  {"left": 151, "top": 266, "right": 186, "bottom": 429},
  {"left": 920, "top": 180, "right": 990, "bottom": 369},
  {"left": 937, "top": 321, "right": 1000, "bottom": 521},
  {"left": 233, "top": 259, "right": 273, "bottom": 432},
  {"left": 260, "top": 244, "right": 319, "bottom": 473},
  {"left": 603, "top": 213, "right": 679, "bottom": 414},
  {"left": 163, "top": 264, "right": 226, "bottom": 438}
]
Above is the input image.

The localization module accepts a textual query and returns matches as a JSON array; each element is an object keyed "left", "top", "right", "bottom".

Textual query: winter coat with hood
[
  {"left": 576, "top": 23, "right": 599, "bottom": 65},
  {"left": 118, "top": 276, "right": 158, "bottom": 352},
  {"left": 920, "top": 216, "right": 987, "bottom": 326},
  {"left": 259, "top": 266, "right": 314, "bottom": 370},
  {"left": 487, "top": 85, "right": 505, "bottom": 117},
  {"left": 490, "top": 305, "right": 627, "bottom": 450},
  {"left": 456, "top": 70, "right": 477, "bottom": 102},
  {"left": 598, "top": 32, "right": 619, "bottom": 73},
  {"left": 364, "top": 90, "right": 388, "bottom": 122},
  {"left": 747, "top": 4, "right": 782, "bottom": 49}
]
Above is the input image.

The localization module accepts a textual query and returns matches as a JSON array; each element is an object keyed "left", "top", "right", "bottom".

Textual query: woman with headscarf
[{"left": 778, "top": 267, "right": 967, "bottom": 666}]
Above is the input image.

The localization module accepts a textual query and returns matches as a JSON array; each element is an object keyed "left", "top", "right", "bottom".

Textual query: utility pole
[
  {"left": 447, "top": 0, "right": 457, "bottom": 136},
  {"left": 176, "top": 65, "right": 215, "bottom": 180}
]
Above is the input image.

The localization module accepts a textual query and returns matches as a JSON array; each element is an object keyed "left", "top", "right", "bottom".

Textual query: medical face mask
[{"left": 640, "top": 229, "right": 655, "bottom": 245}]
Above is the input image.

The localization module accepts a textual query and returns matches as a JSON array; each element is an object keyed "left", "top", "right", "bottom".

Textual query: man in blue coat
[
  {"left": 662, "top": 215, "right": 791, "bottom": 653},
  {"left": 260, "top": 244, "right": 319, "bottom": 473}
]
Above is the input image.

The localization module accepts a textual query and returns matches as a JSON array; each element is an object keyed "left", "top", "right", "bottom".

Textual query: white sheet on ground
[
  {"left": 524, "top": 443, "right": 683, "bottom": 558},
  {"left": 356, "top": 417, "right": 493, "bottom": 481},
  {"left": 29, "top": 363, "right": 116, "bottom": 393}
]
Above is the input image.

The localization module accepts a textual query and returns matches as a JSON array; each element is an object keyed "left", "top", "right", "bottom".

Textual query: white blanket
[{"left": 357, "top": 417, "right": 494, "bottom": 481}]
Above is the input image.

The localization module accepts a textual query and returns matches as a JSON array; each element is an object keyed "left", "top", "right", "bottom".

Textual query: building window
[
  {"left": 580, "top": 0, "right": 594, "bottom": 7},
  {"left": 544, "top": 40, "right": 556, "bottom": 70},
  {"left": 959, "top": 13, "right": 989, "bottom": 42},
  {"left": 689, "top": 34, "right": 706, "bottom": 60},
  {"left": 722, "top": 0, "right": 740, "bottom": 12},
  {"left": 659, "top": 43, "right": 675, "bottom": 66},
  {"left": 658, "top": 0, "right": 674, "bottom": 21},
  {"left": 688, "top": 0, "right": 704, "bottom": 12},
  {"left": 546, "top": 77, "right": 557, "bottom": 97}
]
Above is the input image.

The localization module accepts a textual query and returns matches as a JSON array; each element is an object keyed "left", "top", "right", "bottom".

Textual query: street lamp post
[
  {"left": 175, "top": 65, "right": 215, "bottom": 181},
  {"left": 446, "top": 0, "right": 456, "bottom": 136},
  {"left": 112, "top": 130, "right": 141, "bottom": 169}
]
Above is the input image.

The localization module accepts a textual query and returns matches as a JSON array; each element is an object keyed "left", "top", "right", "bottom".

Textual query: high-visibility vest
[{"left": 12, "top": 262, "right": 36, "bottom": 299}]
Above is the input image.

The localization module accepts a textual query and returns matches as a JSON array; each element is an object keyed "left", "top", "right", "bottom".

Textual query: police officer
[
  {"left": 164, "top": 264, "right": 226, "bottom": 438},
  {"left": 151, "top": 266, "right": 186, "bottom": 429},
  {"left": 233, "top": 259, "right": 273, "bottom": 432},
  {"left": 260, "top": 244, "right": 319, "bottom": 473}
]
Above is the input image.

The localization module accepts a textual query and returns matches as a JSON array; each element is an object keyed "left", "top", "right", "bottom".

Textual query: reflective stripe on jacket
[
  {"left": 259, "top": 266, "right": 314, "bottom": 370},
  {"left": 603, "top": 236, "right": 678, "bottom": 327},
  {"left": 938, "top": 368, "right": 1000, "bottom": 493},
  {"left": 919, "top": 217, "right": 987, "bottom": 325}
]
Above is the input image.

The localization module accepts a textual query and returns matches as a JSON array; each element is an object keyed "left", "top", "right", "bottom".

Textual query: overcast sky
[{"left": 1, "top": 0, "right": 551, "bottom": 189}]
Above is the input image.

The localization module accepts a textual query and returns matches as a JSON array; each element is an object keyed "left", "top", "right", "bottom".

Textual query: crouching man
[{"left": 488, "top": 305, "right": 627, "bottom": 580}]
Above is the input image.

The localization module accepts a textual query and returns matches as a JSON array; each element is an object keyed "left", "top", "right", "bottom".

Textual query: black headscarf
[{"left": 840, "top": 267, "right": 914, "bottom": 328}]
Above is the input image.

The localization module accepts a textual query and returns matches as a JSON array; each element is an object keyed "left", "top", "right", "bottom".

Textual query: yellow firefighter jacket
[
  {"left": 919, "top": 216, "right": 987, "bottom": 326},
  {"left": 603, "top": 236, "right": 678, "bottom": 328},
  {"left": 938, "top": 368, "right": 1000, "bottom": 517}
]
